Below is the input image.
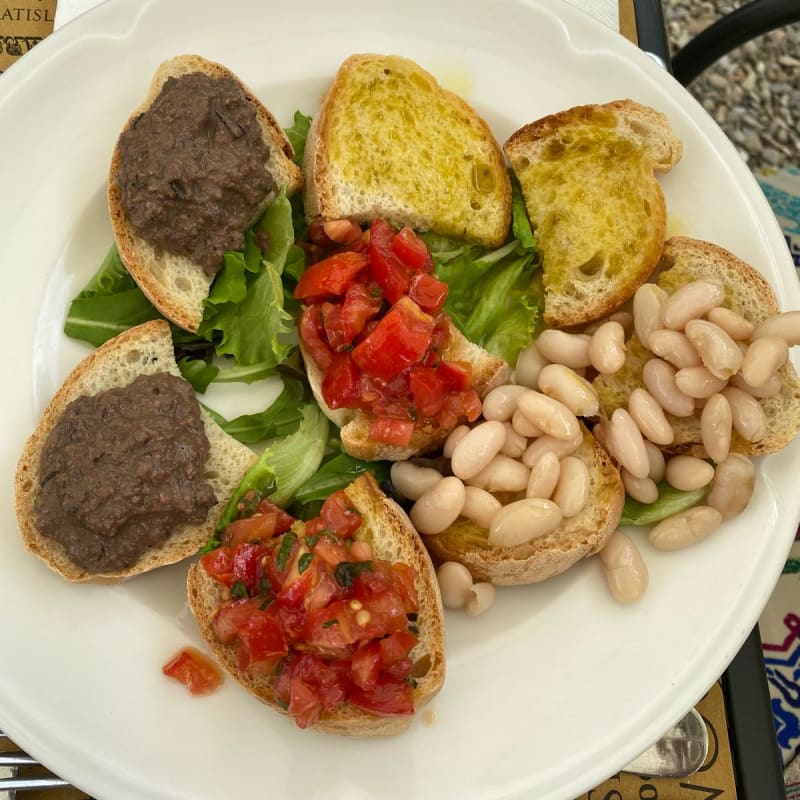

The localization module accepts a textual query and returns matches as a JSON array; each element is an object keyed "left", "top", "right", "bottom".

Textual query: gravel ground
[{"left": 663, "top": 0, "right": 800, "bottom": 173}]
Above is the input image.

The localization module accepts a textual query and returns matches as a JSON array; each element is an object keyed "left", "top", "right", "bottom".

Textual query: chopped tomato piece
[
  {"left": 288, "top": 674, "right": 323, "bottom": 729},
  {"left": 300, "top": 304, "right": 334, "bottom": 372},
  {"left": 303, "top": 569, "right": 340, "bottom": 613},
  {"left": 438, "top": 388, "right": 482, "bottom": 429},
  {"left": 369, "top": 218, "right": 412, "bottom": 303},
  {"left": 232, "top": 542, "right": 269, "bottom": 595},
  {"left": 200, "top": 546, "right": 235, "bottom": 588},
  {"left": 437, "top": 360, "right": 472, "bottom": 391},
  {"left": 351, "top": 641, "right": 382, "bottom": 690},
  {"left": 338, "top": 282, "right": 383, "bottom": 345},
  {"left": 349, "top": 676, "right": 415, "bottom": 717},
  {"left": 380, "top": 631, "right": 418, "bottom": 666},
  {"left": 320, "top": 490, "right": 363, "bottom": 539},
  {"left": 408, "top": 273, "right": 448, "bottom": 315},
  {"left": 321, "top": 351, "right": 362, "bottom": 410},
  {"left": 162, "top": 647, "right": 222, "bottom": 696},
  {"left": 294, "top": 251, "right": 369, "bottom": 300},
  {"left": 391, "top": 225, "right": 431, "bottom": 271},
  {"left": 310, "top": 536, "right": 349, "bottom": 566},
  {"left": 235, "top": 609, "right": 288, "bottom": 674},
  {"left": 369, "top": 417, "right": 415, "bottom": 447},
  {"left": 223, "top": 512, "right": 280, "bottom": 546},
  {"left": 322, "top": 219, "right": 363, "bottom": 244},
  {"left": 212, "top": 598, "right": 261, "bottom": 644},
  {"left": 352, "top": 297, "right": 434, "bottom": 380},
  {"left": 409, "top": 366, "right": 446, "bottom": 418},
  {"left": 391, "top": 562, "right": 420, "bottom": 615}
]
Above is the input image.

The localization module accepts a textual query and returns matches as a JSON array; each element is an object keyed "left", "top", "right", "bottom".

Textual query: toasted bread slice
[
  {"left": 14, "top": 320, "right": 256, "bottom": 583},
  {"left": 187, "top": 473, "right": 445, "bottom": 736},
  {"left": 304, "top": 54, "right": 511, "bottom": 248},
  {"left": 423, "top": 426, "right": 623, "bottom": 585},
  {"left": 108, "top": 54, "right": 303, "bottom": 333},
  {"left": 301, "top": 322, "right": 511, "bottom": 461},
  {"left": 593, "top": 237, "right": 800, "bottom": 456},
  {"left": 504, "top": 100, "right": 682, "bottom": 328}
]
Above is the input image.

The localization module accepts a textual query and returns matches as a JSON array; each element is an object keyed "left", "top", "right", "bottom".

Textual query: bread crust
[
  {"left": 187, "top": 473, "right": 446, "bottom": 736},
  {"left": 423, "top": 426, "right": 624, "bottom": 585},
  {"left": 14, "top": 320, "right": 256, "bottom": 583},
  {"left": 108, "top": 55, "right": 304, "bottom": 333}
]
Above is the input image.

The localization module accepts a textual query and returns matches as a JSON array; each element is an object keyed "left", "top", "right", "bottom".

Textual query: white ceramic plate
[{"left": 2, "top": 0, "right": 798, "bottom": 798}]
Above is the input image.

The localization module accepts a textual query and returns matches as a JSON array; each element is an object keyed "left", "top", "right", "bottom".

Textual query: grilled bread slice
[
  {"left": 108, "top": 54, "right": 304, "bottom": 333},
  {"left": 304, "top": 53, "right": 511, "bottom": 248},
  {"left": 301, "top": 322, "right": 510, "bottom": 461},
  {"left": 14, "top": 320, "right": 256, "bottom": 583},
  {"left": 504, "top": 99, "right": 682, "bottom": 328},
  {"left": 593, "top": 236, "right": 800, "bottom": 456},
  {"left": 187, "top": 473, "right": 446, "bottom": 736},
  {"left": 422, "top": 425, "right": 624, "bottom": 585}
]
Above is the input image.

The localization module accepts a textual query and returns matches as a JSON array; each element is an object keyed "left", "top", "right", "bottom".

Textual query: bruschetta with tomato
[
  {"left": 187, "top": 473, "right": 446, "bottom": 736},
  {"left": 296, "top": 218, "right": 510, "bottom": 461}
]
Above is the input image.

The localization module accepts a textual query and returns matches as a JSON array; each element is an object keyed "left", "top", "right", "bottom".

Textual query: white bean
[
  {"left": 700, "top": 393, "right": 732, "bottom": 463},
  {"left": 464, "top": 582, "right": 496, "bottom": 617},
  {"left": 443, "top": 425, "right": 470, "bottom": 458},
  {"left": 628, "top": 387, "right": 674, "bottom": 446},
  {"left": 753, "top": 311, "right": 800, "bottom": 345},
  {"left": 501, "top": 423, "right": 527, "bottom": 458},
  {"left": 515, "top": 343, "right": 549, "bottom": 389},
  {"left": 410, "top": 477, "right": 466, "bottom": 535},
  {"left": 684, "top": 319, "right": 743, "bottom": 380},
  {"left": 461, "top": 486, "right": 503, "bottom": 529},
  {"left": 621, "top": 470, "right": 659, "bottom": 504},
  {"left": 488, "top": 498, "right": 563, "bottom": 547},
  {"left": 741, "top": 335, "right": 788, "bottom": 388},
  {"left": 537, "top": 364, "right": 599, "bottom": 417},
  {"left": 526, "top": 450, "right": 560, "bottom": 499},
  {"left": 722, "top": 386, "right": 767, "bottom": 442},
  {"left": 633, "top": 283, "right": 668, "bottom": 348},
  {"left": 553, "top": 456, "right": 590, "bottom": 517},
  {"left": 664, "top": 455, "right": 715, "bottom": 491},
  {"left": 451, "top": 420, "right": 507, "bottom": 481},
  {"left": 436, "top": 562, "right": 474, "bottom": 609},
  {"left": 522, "top": 432, "right": 583, "bottom": 468},
  {"left": 606, "top": 408, "right": 650, "bottom": 479},
  {"left": 642, "top": 358, "right": 695, "bottom": 417},
  {"left": 467, "top": 455, "right": 530, "bottom": 493},
  {"left": 535, "top": 330, "right": 592, "bottom": 369},
  {"left": 647, "top": 329, "right": 702, "bottom": 369},
  {"left": 599, "top": 531, "right": 649, "bottom": 604},
  {"left": 511, "top": 408, "right": 544, "bottom": 438},
  {"left": 649, "top": 506, "right": 723, "bottom": 551},
  {"left": 390, "top": 462, "right": 444, "bottom": 501},
  {"left": 661, "top": 279, "right": 725, "bottom": 330},
  {"left": 644, "top": 440, "right": 666, "bottom": 483},
  {"left": 706, "top": 453, "right": 756, "bottom": 520},
  {"left": 589, "top": 321, "right": 627, "bottom": 375},
  {"left": 517, "top": 390, "right": 581, "bottom": 441},
  {"left": 674, "top": 365, "right": 728, "bottom": 399},
  {"left": 707, "top": 307, "right": 755, "bottom": 341},
  {"left": 482, "top": 385, "right": 528, "bottom": 422},
  {"left": 731, "top": 371, "right": 783, "bottom": 398}
]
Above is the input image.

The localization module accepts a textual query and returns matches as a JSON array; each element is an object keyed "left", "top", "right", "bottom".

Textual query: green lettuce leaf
[
  {"left": 285, "top": 111, "right": 312, "bottom": 167},
  {"left": 294, "top": 453, "right": 391, "bottom": 505},
  {"left": 177, "top": 356, "right": 219, "bottom": 393},
  {"left": 510, "top": 171, "right": 536, "bottom": 252},
  {"left": 620, "top": 483, "right": 708, "bottom": 526}
]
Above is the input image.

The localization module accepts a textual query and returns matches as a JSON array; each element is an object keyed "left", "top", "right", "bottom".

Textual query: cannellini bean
[
  {"left": 644, "top": 440, "right": 666, "bottom": 483},
  {"left": 707, "top": 307, "right": 755, "bottom": 341},
  {"left": 501, "top": 423, "right": 528, "bottom": 458},
  {"left": 589, "top": 321, "right": 627, "bottom": 375},
  {"left": 633, "top": 283, "right": 668, "bottom": 348},
  {"left": 461, "top": 486, "right": 503, "bottom": 529},
  {"left": 700, "top": 393, "right": 732, "bottom": 463},
  {"left": 622, "top": 469, "right": 659, "bottom": 504},
  {"left": 537, "top": 364, "right": 599, "bottom": 417},
  {"left": 517, "top": 390, "right": 581, "bottom": 441},
  {"left": 523, "top": 432, "right": 583, "bottom": 468},
  {"left": 606, "top": 408, "right": 650, "bottom": 479},
  {"left": 464, "top": 582, "right": 496, "bottom": 617},
  {"left": 482, "top": 384, "right": 529, "bottom": 422},
  {"left": 526, "top": 450, "right": 560, "bottom": 499},
  {"left": 410, "top": 477, "right": 466, "bottom": 535},
  {"left": 451, "top": 420, "right": 507, "bottom": 480},
  {"left": 642, "top": 358, "right": 695, "bottom": 417},
  {"left": 647, "top": 329, "right": 702, "bottom": 369},
  {"left": 515, "top": 343, "right": 549, "bottom": 389},
  {"left": 511, "top": 408, "right": 544, "bottom": 438},
  {"left": 740, "top": 335, "right": 788, "bottom": 388},
  {"left": 722, "top": 386, "right": 767, "bottom": 442},
  {"left": 390, "top": 462, "right": 444, "bottom": 501},
  {"left": 553, "top": 456, "right": 590, "bottom": 517},
  {"left": 649, "top": 506, "right": 723, "bottom": 551},
  {"left": 628, "top": 387, "right": 674, "bottom": 446},
  {"left": 684, "top": 319, "right": 743, "bottom": 380},
  {"left": 436, "top": 562, "right": 474, "bottom": 609},
  {"left": 731, "top": 371, "right": 783, "bottom": 398},
  {"left": 753, "top": 311, "right": 800, "bottom": 345},
  {"left": 664, "top": 455, "right": 715, "bottom": 491},
  {"left": 706, "top": 453, "right": 756, "bottom": 520},
  {"left": 443, "top": 425, "right": 470, "bottom": 458},
  {"left": 534, "top": 330, "right": 592, "bottom": 369},
  {"left": 661, "top": 279, "right": 725, "bottom": 330},
  {"left": 674, "top": 365, "right": 728, "bottom": 399},
  {"left": 488, "top": 498, "right": 563, "bottom": 547},
  {"left": 599, "top": 531, "right": 649, "bottom": 604},
  {"left": 467, "top": 455, "right": 530, "bottom": 493}
]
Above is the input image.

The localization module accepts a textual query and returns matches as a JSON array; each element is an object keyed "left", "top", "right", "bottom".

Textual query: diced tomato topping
[
  {"left": 409, "top": 366, "right": 446, "bottom": 419},
  {"left": 232, "top": 542, "right": 269, "bottom": 595},
  {"left": 351, "top": 641, "right": 382, "bottom": 690},
  {"left": 369, "top": 416, "right": 415, "bottom": 447},
  {"left": 294, "top": 251, "right": 369, "bottom": 300},
  {"left": 380, "top": 631, "right": 418, "bottom": 666},
  {"left": 437, "top": 359, "right": 473, "bottom": 391},
  {"left": 162, "top": 647, "right": 223, "bottom": 696},
  {"left": 349, "top": 677, "right": 415, "bottom": 717},
  {"left": 288, "top": 673, "right": 324, "bottom": 729},
  {"left": 199, "top": 547, "right": 235, "bottom": 588},
  {"left": 235, "top": 607, "right": 288, "bottom": 674},
  {"left": 391, "top": 225, "right": 431, "bottom": 271},
  {"left": 369, "top": 218, "right": 413, "bottom": 303},
  {"left": 319, "top": 490, "right": 363, "bottom": 539},
  {"left": 223, "top": 506, "right": 289, "bottom": 547},
  {"left": 336, "top": 282, "right": 383, "bottom": 346},
  {"left": 408, "top": 273, "right": 448, "bottom": 316},
  {"left": 321, "top": 351, "right": 362, "bottom": 410},
  {"left": 212, "top": 598, "right": 262, "bottom": 644},
  {"left": 300, "top": 304, "right": 334, "bottom": 372}
]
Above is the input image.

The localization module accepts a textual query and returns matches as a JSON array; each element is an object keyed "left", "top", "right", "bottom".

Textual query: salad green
[{"left": 620, "top": 483, "right": 709, "bottom": 527}]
